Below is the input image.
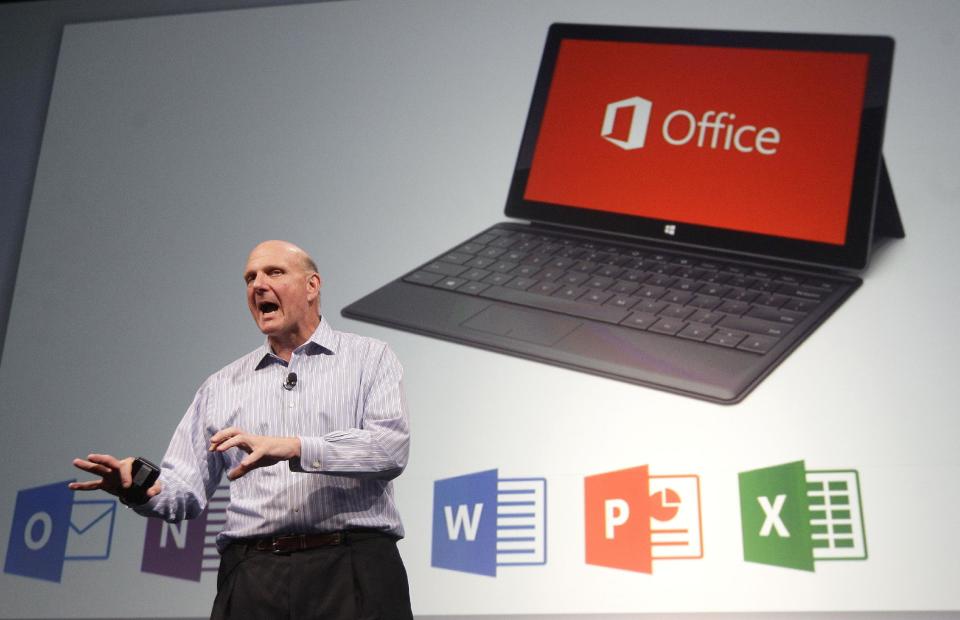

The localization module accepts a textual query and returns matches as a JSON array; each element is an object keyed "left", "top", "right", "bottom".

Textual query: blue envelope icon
[
  {"left": 4, "top": 481, "right": 117, "bottom": 582},
  {"left": 66, "top": 499, "right": 116, "bottom": 560}
]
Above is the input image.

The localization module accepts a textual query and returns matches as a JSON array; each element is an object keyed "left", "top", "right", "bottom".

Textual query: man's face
[{"left": 243, "top": 242, "right": 320, "bottom": 339}]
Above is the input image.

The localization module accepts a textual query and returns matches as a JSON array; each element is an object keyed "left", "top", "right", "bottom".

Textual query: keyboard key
[
  {"left": 403, "top": 271, "right": 443, "bottom": 286},
  {"left": 455, "top": 242, "right": 484, "bottom": 254},
  {"left": 466, "top": 256, "right": 496, "bottom": 269},
  {"left": 707, "top": 329, "right": 747, "bottom": 348},
  {"left": 484, "top": 272, "right": 513, "bottom": 285},
  {"left": 620, "top": 269, "right": 648, "bottom": 283},
  {"left": 423, "top": 261, "right": 468, "bottom": 276},
  {"left": 461, "top": 268, "right": 491, "bottom": 281},
  {"left": 585, "top": 276, "right": 614, "bottom": 290},
  {"left": 530, "top": 281, "right": 562, "bottom": 295},
  {"left": 605, "top": 295, "right": 640, "bottom": 310},
  {"left": 581, "top": 290, "right": 613, "bottom": 305},
  {"left": 633, "top": 299, "right": 667, "bottom": 314},
  {"left": 459, "top": 281, "right": 490, "bottom": 295},
  {"left": 649, "top": 318, "right": 686, "bottom": 336},
  {"left": 512, "top": 264, "right": 540, "bottom": 278},
  {"left": 610, "top": 280, "right": 641, "bottom": 295},
  {"left": 561, "top": 271, "right": 590, "bottom": 285},
  {"left": 782, "top": 298, "right": 818, "bottom": 312},
  {"left": 553, "top": 285, "right": 588, "bottom": 300},
  {"left": 717, "top": 300, "right": 750, "bottom": 316},
  {"left": 719, "top": 315, "right": 793, "bottom": 338},
  {"left": 441, "top": 252, "right": 471, "bottom": 264},
  {"left": 662, "top": 289, "right": 694, "bottom": 305},
  {"left": 688, "top": 309, "right": 725, "bottom": 325},
  {"left": 689, "top": 294, "right": 722, "bottom": 309},
  {"left": 737, "top": 334, "right": 779, "bottom": 354},
  {"left": 678, "top": 322, "right": 715, "bottom": 342},
  {"left": 434, "top": 276, "right": 467, "bottom": 290},
  {"left": 779, "top": 284, "right": 827, "bottom": 301},
  {"left": 490, "top": 260, "right": 518, "bottom": 273},
  {"left": 659, "top": 304, "right": 695, "bottom": 320},
  {"left": 505, "top": 277, "right": 537, "bottom": 291},
  {"left": 746, "top": 305, "right": 806, "bottom": 324},
  {"left": 637, "top": 285, "right": 667, "bottom": 299},
  {"left": 620, "top": 312, "right": 659, "bottom": 330}
]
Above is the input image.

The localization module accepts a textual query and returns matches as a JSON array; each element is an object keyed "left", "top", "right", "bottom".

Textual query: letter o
[
  {"left": 24, "top": 511, "right": 53, "bottom": 551},
  {"left": 663, "top": 110, "right": 696, "bottom": 145}
]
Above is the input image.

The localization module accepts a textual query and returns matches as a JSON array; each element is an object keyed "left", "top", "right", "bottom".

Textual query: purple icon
[{"left": 140, "top": 485, "right": 228, "bottom": 581}]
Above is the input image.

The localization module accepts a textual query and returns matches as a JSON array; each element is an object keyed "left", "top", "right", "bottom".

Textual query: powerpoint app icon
[
  {"left": 601, "top": 96, "right": 652, "bottom": 150},
  {"left": 584, "top": 465, "right": 703, "bottom": 574}
]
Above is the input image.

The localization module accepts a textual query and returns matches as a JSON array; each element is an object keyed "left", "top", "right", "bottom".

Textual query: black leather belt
[
  {"left": 239, "top": 530, "right": 392, "bottom": 555},
  {"left": 245, "top": 533, "right": 344, "bottom": 555}
]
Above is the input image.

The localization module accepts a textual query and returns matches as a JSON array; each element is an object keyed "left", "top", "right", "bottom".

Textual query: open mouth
[{"left": 258, "top": 302, "right": 279, "bottom": 314}]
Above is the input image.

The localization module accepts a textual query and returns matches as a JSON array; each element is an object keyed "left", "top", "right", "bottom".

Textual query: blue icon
[
  {"left": 4, "top": 480, "right": 116, "bottom": 583},
  {"left": 431, "top": 469, "right": 547, "bottom": 576}
]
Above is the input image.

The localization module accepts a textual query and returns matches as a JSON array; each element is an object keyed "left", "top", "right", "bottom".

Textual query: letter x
[{"left": 757, "top": 494, "right": 790, "bottom": 537}]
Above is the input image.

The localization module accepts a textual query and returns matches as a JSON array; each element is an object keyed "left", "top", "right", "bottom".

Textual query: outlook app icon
[
  {"left": 431, "top": 469, "right": 546, "bottom": 576},
  {"left": 4, "top": 480, "right": 116, "bottom": 582}
]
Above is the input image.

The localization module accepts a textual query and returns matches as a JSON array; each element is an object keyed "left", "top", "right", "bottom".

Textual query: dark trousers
[{"left": 211, "top": 532, "right": 413, "bottom": 620}]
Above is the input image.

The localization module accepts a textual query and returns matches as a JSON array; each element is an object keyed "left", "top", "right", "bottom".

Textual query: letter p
[{"left": 604, "top": 498, "right": 630, "bottom": 539}]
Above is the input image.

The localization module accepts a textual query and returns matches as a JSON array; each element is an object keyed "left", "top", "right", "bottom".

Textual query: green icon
[{"left": 738, "top": 461, "right": 867, "bottom": 571}]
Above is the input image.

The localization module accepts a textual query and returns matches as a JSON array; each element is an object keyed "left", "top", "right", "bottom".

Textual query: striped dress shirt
[{"left": 135, "top": 318, "right": 409, "bottom": 550}]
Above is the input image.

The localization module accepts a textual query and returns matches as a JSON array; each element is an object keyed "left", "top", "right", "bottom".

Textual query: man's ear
[{"left": 306, "top": 272, "right": 322, "bottom": 303}]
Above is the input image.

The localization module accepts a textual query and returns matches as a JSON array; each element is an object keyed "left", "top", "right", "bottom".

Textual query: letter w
[
  {"left": 757, "top": 494, "right": 790, "bottom": 537},
  {"left": 444, "top": 503, "right": 483, "bottom": 541}
]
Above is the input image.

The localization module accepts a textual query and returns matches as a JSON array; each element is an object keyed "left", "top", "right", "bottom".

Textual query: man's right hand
[{"left": 69, "top": 453, "right": 162, "bottom": 504}]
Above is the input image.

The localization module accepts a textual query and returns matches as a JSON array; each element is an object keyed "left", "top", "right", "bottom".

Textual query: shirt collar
[{"left": 254, "top": 316, "right": 337, "bottom": 370}]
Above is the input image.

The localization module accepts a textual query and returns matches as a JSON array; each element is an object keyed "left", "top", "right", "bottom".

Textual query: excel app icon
[{"left": 738, "top": 461, "right": 867, "bottom": 571}]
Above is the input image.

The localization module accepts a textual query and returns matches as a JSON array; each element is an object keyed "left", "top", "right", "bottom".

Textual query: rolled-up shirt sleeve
[{"left": 293, "top": 343, "right": 409, "bottom": 479}]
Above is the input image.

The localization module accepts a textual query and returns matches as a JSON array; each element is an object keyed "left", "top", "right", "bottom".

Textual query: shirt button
[
  {"left": 312, "top": 460, "right": 321, "bottom": 469},
  {"left": 288, "top": 402, "right": 295, "bottom": 409},
  {"left": 293, "top": 507, "right": 300, "bottom": 513}
]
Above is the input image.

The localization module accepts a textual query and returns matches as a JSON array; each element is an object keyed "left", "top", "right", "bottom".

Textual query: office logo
[
  {"left": 4, "top": 480, "right": 116, "bottom": 582},
  {"left": 739, "top": 461, "right": 867, "bottom": 571},
  {"left": 584, "top": 465, "right": 702, "bottom": 574},
  {"left": 601, "top": 96, "right": 653, "bottom": 150},
  {"left": 141, "top": 484, "right": 228, "bottom": 581},
  {"left": 431, "top": 469, "right": 546, "bottom": 576},
  {"left": 601, "top": 96, "right": 780, "bottom": 155}
]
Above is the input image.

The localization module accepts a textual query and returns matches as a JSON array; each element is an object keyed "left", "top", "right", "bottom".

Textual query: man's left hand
[{"left": 209, "top": 427, "right": 301, "bottom": 481}]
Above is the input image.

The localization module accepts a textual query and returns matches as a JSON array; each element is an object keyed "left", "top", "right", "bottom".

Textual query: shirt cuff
[{"left": 290, "top": 436, "right": 324, "bottom": 472}]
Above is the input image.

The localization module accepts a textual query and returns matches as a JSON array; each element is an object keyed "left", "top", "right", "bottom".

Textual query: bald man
[{"left": 71, "top": 241, "right": 412, "bottom": 619}]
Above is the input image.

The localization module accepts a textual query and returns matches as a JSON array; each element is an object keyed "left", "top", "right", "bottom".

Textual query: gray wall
[{"left": 0, "top": 0, "right": 330, "bottom": 365}]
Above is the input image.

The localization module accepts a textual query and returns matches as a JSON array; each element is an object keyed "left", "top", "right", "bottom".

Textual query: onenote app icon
[
  {"left": 584, "top": 465, "right": 702, "bottom": 574},
  {"left": 739, "top": 461, "right": 867, "bottom": 571},
  {"left": 4, "top": 480, "right": 116, "bottom": 583},
  {"left": 141, "top": 484, "right": 228, "bottom": 581},
  {"left": 431, "top": 469, "right": 546, "bottom": 576}
]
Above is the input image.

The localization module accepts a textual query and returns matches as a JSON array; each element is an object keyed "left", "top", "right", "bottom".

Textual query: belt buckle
[{"left": 270, "top": 534, "right": 302, "bottom": 555}]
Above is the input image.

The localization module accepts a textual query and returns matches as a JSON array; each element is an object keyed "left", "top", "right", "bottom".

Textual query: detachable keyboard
[{"left": 401, "top": 225, "right": 842, "bottom": 357}]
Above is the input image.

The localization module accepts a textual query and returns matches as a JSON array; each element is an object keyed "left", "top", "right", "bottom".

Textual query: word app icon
[
  {"left": 739, "top": 460, "right": 867, "bottom": 571},
  {"left": 431, "top": 469, "right": 546, "bottom": 576},
  {"left": 584, "top": 465, "right": 702, "bottom": 573},
  {"left": 4, "top": 480, "right": 116, "bottom": 582},
  {"left": 141, "top": 484, "right": 229, "bottom": 581}
]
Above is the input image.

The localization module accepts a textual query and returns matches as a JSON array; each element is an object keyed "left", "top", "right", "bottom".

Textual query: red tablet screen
[{"left": 524, "top": 40, "right": 869, "bottom": 246}]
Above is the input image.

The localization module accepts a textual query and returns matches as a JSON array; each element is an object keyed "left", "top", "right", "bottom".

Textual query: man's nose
[{"left": 251, "top": 272, "right": 268, "bottom": 290}]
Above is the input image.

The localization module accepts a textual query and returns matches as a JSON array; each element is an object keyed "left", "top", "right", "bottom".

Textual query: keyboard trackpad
[{"left": 462, "top": 304, "right": 581, "bottom": 346}]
